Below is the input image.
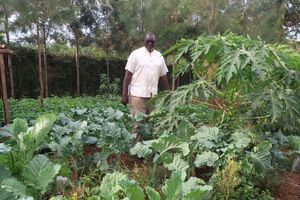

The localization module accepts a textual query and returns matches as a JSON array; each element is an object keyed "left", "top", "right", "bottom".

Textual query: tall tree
[
  {"left": 284, "top": 0, "right": 300, "bottom": 40},
  {"left": 0, "top": 0, "right": 15, "bottom": 98},
  {"left": 15, "top": 0, "right": 44, "bottom": 106},
  {"left": 39, "top": 0, "right": 71, "bottom": 97},
  {"left": 69, "top": 0, "right": 86, "bottom": 96},
  {"left": 95, "top": 0, "right": 114, "bottom": 83}
]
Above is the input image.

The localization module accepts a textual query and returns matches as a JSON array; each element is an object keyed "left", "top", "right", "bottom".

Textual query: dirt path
[{"left": 274, "top": 172, "right": 300, "bottom": 200}]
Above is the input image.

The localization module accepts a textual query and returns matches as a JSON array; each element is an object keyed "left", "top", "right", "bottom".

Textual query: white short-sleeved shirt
[{"left": 125, "top": 47, "right": 168, "bottom": 98}]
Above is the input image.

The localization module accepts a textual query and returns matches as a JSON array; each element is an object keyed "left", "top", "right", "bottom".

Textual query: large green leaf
[
  {"left": 191, "top": 126, "right": 223, "bottom": 149},
  {"left": 130, "top": 142, "right": 153, "bottom": 159},
  {"left": 216, "top": 49, "right": 240, "bottom": 83},
  {"left": 10, "top": 118, "right": 28, "bottom": 138},
  {"left": 249, "top": 141, "right": 272, "bottom": 175},
  {"left": 230, "top": 131, "right": 251, "bottom": 149},
  {"left": 162, "top": 172, "right": 182, "bottom": 200},
  {"left": 192, "top": 127, "right": 222, "bottom": 142},
  {"left": 194, "top": 151, "right": 219, "bottom": 167},
  {"left": 31, "top": 114, "right": 57, "bottom": 145},
  {"left": 0, "top": 143, "right": 11, "bottom": 153},
  {"left": 22, "top": 155, "right": 61, "bottom": 193},
  {"left": 182, "top": 188, "right": 208, "bottom": 200},
  {"left": 94, "top": 151, "right": 110, "bottom": 171},
  {"left": 99, "top": 171, "right": 127, "bottom": 200},
  {"left": 152, "top": 135, "right": 189, "bottom": 163},
  {"left": 146, "top": 186, "right": 161, "bottom": 200},
  {"left": 182, "top": 177, "right": 205, "bottom": 194},
  {"left": 183, "top": 179, "right": 212, "bottom": 200},
  {"left": 288, "top": 135, "right": 300, "bottom": 151},
  {"left": 0, "top": 165, "right": 11, "bottom": 183},
  {"left": 164, "top": 154, "right": 189, "bottom": 181},
  {"left": 120, "top": 179, "right": 145, "bottom": 200},
  {"left": 1, "top": 178, "right": 28, "bottom": 199},
  {"left": 0, "top": 126, "right": 12, "bottom": 137},
  {"left": 0, "top": 188, "right": 15, "bottom": 200},
  {"left": 152, "top": 79, "right": 215, "bottom": 112}
]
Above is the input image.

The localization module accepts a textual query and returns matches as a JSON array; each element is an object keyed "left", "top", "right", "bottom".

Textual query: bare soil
[{"left": 274, "top": 172, "right": 300, "bottom": 200}]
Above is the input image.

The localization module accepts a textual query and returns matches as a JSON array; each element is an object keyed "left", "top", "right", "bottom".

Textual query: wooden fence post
[{"left": 0, "top": 45, "right": 13, "bottom": 125}]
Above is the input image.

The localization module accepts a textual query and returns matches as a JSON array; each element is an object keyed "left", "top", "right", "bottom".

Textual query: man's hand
[
  {"left": 159, "top": 75, "right": 170, "bottom": 91},
  {"left": 121, "top": 94, "right": 128, "bottom": 106},
  {"left": 121, "top": 70, "right": 133, "bottom": 106}
]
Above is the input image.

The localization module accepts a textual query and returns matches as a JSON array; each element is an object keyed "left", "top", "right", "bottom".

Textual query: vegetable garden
[{"left": 1, "top": 33, "right": 300, "bottom": 200}]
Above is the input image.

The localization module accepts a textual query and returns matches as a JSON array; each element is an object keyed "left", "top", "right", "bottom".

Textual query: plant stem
[
  {"left": 116, "top": 153, "right": 121, "bottom": 170},
  {"left": 150, "top": 162, "right": 158, "bottom": 186}
]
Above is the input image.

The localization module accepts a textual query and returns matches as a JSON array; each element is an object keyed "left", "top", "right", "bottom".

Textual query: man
[{"left": 121, "top": 32, "right": 169, "bottom": 115}]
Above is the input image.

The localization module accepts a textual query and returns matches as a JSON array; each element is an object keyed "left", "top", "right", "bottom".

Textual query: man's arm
[
  {"left": 121, "top": 70, "right": 133, "bottom": 105},
  {"left": 159, "top": 75, "right": 170, "bottom": 91}
]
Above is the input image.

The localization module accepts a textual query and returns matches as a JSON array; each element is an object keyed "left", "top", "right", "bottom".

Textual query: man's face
[{"left": 144, "top": 34, "right": 156, "bottom": 52}]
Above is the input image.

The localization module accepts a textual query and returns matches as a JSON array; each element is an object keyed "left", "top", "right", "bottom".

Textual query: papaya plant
[{"left": 158, "top": 32, "right": 300, "bottom": 133}]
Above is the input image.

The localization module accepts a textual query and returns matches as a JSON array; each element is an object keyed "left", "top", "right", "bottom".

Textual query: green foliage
[
  {"left": 0, "top": 114, "right": 56, "bottom": 175},
  {"left": 146, "top": 186, "right": 161, "bottom": 200},
  {"left": 288, "top": 135, "right": 300, "bottom": 151},
  {"left": 161, "top": 33, "right": 300, "bottom": 133},
  {"left": 7, "top": 46, "right": 126, "bottom": 98},
  {"left": 98, "top": 74, "right": 121, "bottom": 99},
  {"left": 249, "top": 141, "right": 272, "bottom": 176},
  {"left": 229, "top": 160, "right": 274, "bottom": 200},
  {"left": 162, "top": 171, "right": 182, "bottom": 200},
  {"left": 152, "top": 134, "right": 190, "bottom": 163},
  {"left": 152, "top": 79, "right": 217, "bottom": 112},
  {"left": 120, "top": 179, "right": 145, "bottom": 200},
  {"left": 162, "top": 172, "right": 212, "bottom": 200},
  {"left": 213, "top": 158, "right": 241, "bottom": 200},
  {"left": 22, "top": 155, "right": 61, "bottom": 193},
  {"left": 1, "top": 177, "right": 29, "bottom": 199},
  {"left": 194, "top": 151, "right": 220, "bottom": 167},
  {"left": 1, "top": 155, "right": 60, "bottom": 199},
  {"left": 0, "top": 96, "right": 127, "bottom": 126},
  {"left": 164, "top": 154, "right": 189, "bottom": 180},
  {"left": 48, "top": 114, "right": 87, "bottom": 158},
  {"left": 130, "top": 142, "right": 153, "bottom": 159},
  {"left": 99, "top": 171, "right": 128, "bottom": 200}
]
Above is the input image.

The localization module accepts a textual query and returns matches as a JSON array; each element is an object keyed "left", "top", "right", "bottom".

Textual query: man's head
[{"left": 144, "top": 32, "right": 156, "bottom": 52}]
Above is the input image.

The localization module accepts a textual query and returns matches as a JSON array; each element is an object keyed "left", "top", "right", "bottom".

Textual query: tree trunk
[
  {"left": 42, "top": 24, "right": 48, "bottom": 97},
  {"left": 4, "top": 14, "right": 14, "bottom": 98},
  {"left": 105, "top": 46, "right": 110, "bottom": 84},
  {"left": 75, "top": 35, "right": 80, "bottom": 96},
  {"left": 242, "top": 0, "right": 248, "bottom": 35},
  {"left": 172, "top": 63, "right": 176, "bottom": 91},
  {"left": 37, "top": 20, "right": 44, "bottom": 107},
  {"left": 140, "top": 0, "right": 145, "bottom": 35},
  {"left": 207, "top": 0, "right": 216, "bottom": 35},
  {"left": 276, "top": 0, "right": 287, "bottom": 42},
  {"left": 0, "top": 53, "right": 10, "bottom": 124}
]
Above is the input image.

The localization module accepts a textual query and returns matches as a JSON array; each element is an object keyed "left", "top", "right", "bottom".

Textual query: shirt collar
[{"left": 143, "top": 46, "right": 155, "bottom": 54}]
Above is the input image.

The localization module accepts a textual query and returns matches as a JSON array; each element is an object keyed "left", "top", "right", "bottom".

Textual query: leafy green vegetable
[
  {"left": 120, "top": 179, "right": 145, "bottom": 200},
  {"left": 194, "top": 151, "right": 219, "bottom": 167},
  {"left": 99, "top": 172, "right": 127, "bottom": 200},
  {"left": 164, "top": 154, "right": 189, "bottom": 180},
  {"left": 152, "top": 135, "right": 190, "bottom": 163},
  {"left": 249, "top": 141, "right": 272, "bottom": 175},
  {"left": 162, "top": 172, "right": 182, "bottom": 200},
  {"left": 22, "top": 155, "right": 61, "bottom": 193},
  {"left": 130, "top": 142, "right": 153, "bottom": 158},
  {"left": 146, "top": 186, "right": 161, "bottom": 200},
  {"left": 1, "top": 177, "right": 29, "bottom": 199}
]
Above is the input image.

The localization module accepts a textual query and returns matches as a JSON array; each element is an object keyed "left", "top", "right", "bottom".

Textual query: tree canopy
[{"left": 1, "top": 0, "right": 299, "bottom": 53}]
